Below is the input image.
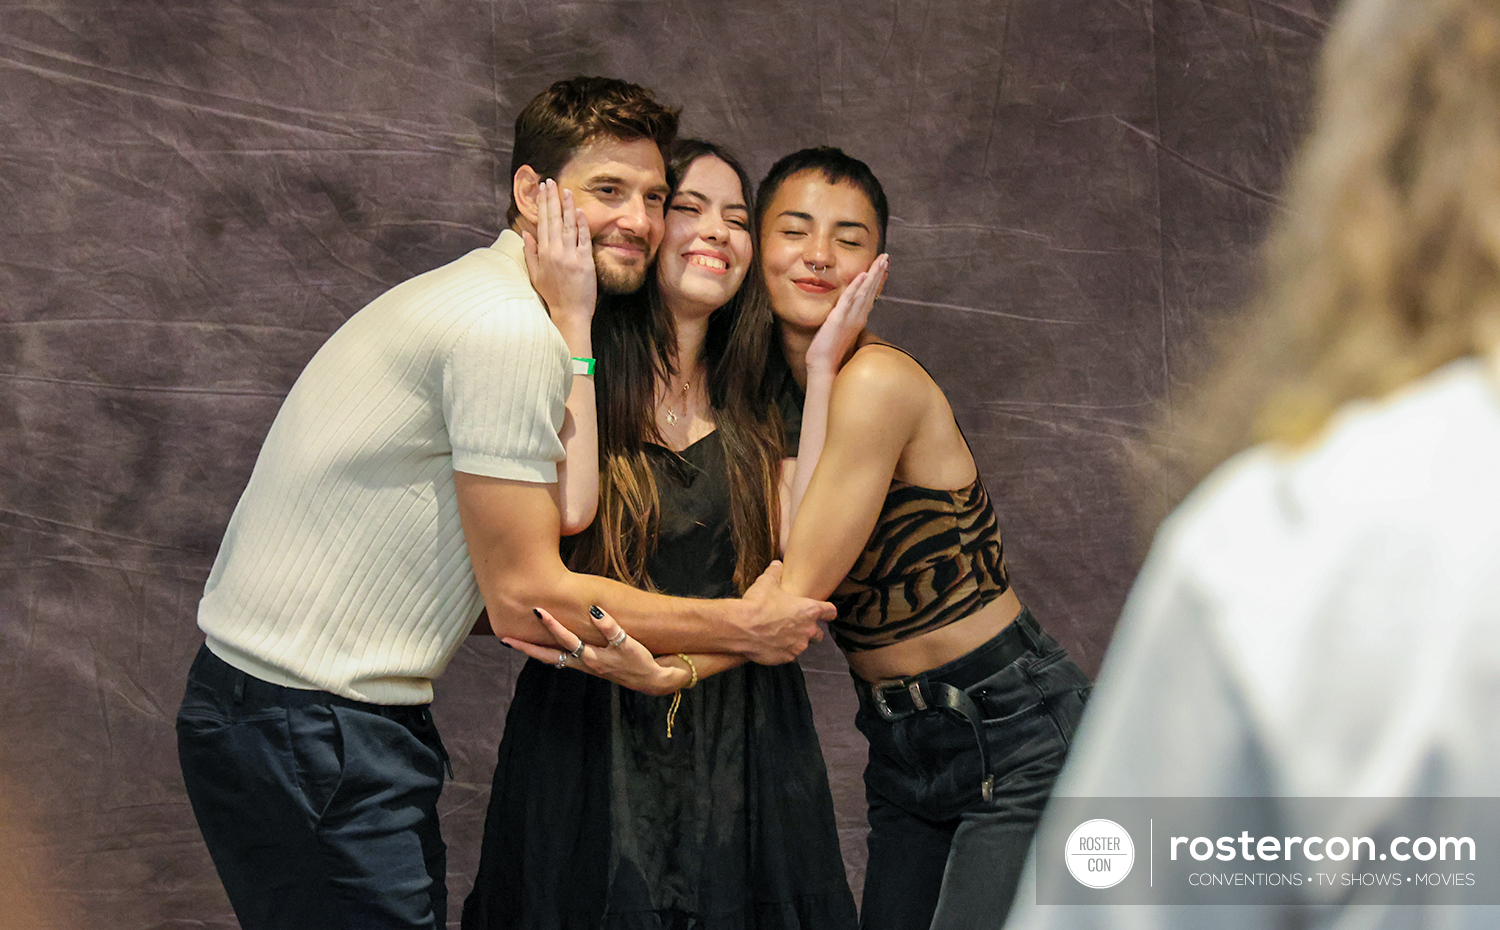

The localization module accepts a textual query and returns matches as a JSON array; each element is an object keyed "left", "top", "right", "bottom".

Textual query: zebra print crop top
[{"left": 828, "top": 473, "right": 1011, "bottom": 652}]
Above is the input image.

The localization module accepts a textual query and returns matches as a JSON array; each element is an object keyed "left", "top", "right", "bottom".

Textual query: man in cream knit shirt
[{"left": 176, "top": 77, "right": 834, "bottom": 930}]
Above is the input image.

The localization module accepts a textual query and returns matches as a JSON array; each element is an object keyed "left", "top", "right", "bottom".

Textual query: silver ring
[
  {"left": 555, "top": 651, "right": 569, "bottom": 669},
  {"left": 607, "top": 629, "right": 628, "bottom": 648},
  {"left": 569, "top": 640, "right": 586, "bottom": 659}
]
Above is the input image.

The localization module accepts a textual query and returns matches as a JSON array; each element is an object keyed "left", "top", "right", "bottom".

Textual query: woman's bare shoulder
[
  {"left": 835, "top": 342, "right": 936, "bottom": 400},
  {"left": 826, "top": 342, "right": 938, "bottom": 438},
  {"left": 840, "top": 341, "right": 932, "bottom": 386}
]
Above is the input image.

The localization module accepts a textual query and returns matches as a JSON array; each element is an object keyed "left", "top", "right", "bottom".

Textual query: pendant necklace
[{"left": 662, "top": 377, "right": 692, "bottom": 426}]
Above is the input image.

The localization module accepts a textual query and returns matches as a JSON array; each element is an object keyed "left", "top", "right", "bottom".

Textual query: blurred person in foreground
[{"left": 1004, "top": 0, "right": 1500, "bottom": 926}]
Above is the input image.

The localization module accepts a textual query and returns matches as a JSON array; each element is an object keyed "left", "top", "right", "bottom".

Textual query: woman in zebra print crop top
[{"left": 758, "top": 148, "right": 1090, "bottom": 930}]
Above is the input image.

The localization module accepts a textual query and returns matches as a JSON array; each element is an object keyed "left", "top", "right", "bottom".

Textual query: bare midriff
[{"left": 843, "top": 586, "right": 1025, "bottom": 683}]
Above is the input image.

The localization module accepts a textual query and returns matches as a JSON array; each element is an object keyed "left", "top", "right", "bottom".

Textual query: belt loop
[
  {"left": 231, "top": 669, "right": 246, "bottom": 704},
  {"left": 1015, "top": 608, "right": 1043, "bottom": 652}
]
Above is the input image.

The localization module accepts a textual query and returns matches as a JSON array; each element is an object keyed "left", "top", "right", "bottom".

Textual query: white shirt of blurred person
[{"left": 1003, "top": 354, "right": 1500, "bottom": 930}]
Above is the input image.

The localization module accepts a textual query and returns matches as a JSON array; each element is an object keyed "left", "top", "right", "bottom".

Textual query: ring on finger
[
  {"left": 607, "top": 629, "right": 628, "bottom": 648},
  {"left": 555, "top": 651, "right": 569, "bottom": 670},
  {"left": 569, "top": 640, "right": 585, "bottom": 659}
]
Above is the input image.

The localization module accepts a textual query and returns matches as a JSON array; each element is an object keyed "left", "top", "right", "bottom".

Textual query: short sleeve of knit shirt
[{"left": 443, "top": 297, "right": 568, "bottom": 484}]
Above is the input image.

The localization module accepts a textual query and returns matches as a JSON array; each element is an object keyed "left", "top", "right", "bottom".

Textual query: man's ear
[{"left": 512, "top": 165, "right": 542, "bottom": 227}]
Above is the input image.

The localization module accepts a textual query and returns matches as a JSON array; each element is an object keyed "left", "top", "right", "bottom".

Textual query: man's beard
[{"left": 593, "top": 235, "right": 652, "bottom": 295}]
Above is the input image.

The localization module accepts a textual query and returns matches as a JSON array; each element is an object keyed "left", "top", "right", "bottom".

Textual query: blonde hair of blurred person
[{"left": 1145, "top": 0, "right": 1500, "bottom": 524}]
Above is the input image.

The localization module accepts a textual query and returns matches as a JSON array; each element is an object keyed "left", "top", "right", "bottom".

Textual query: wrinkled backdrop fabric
[{"left": 0, "top": 1, "right": 1332, "bottom": 926}]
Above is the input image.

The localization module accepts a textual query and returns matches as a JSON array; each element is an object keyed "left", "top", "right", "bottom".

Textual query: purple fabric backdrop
[{"left": 0, "top": 0, "right": 1332, "bottom": 925}]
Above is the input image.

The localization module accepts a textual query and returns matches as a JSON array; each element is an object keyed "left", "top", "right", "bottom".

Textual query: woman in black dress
[{"left": 461, "top": 140, "right": 857, "bottom": 930}]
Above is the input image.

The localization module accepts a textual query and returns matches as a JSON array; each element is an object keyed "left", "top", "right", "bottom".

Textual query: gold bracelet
[{"left": 665, "top": 654, "right": 699, "bottom": 739}]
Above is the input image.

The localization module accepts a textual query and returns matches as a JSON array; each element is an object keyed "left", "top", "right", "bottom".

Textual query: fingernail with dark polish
[
  {"left": 589, "top": 605, "right": 604, "bottom": 620},
  {"left": 533, "top": 608, "right": 542, "bottom": 619}
]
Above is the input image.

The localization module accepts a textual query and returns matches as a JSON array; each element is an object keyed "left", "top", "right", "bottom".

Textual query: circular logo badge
[{"left": 1065, "top": 819, "right": 1135, "bottom": 889}]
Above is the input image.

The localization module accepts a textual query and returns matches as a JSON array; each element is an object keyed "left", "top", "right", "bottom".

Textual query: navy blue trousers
[
  {"left": 854, "top": 612, "right": 1090, "bottom": 930},
  {"left": 176, "top": 645, "right": 449, "bottom": 930}
]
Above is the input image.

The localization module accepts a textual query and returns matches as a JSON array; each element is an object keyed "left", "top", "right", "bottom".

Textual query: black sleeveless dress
[{"left": 461, "top": 432, "right": 857, "bottom": 930}]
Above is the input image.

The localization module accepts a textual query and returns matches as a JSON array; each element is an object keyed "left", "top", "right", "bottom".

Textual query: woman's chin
[
  {"left": 773, "top": 306, "right": 830, "bottom": 333},
  {"left": 662, "top": 286, "right": 733, "bottom": 319},
  {"left": 773, "top": 295, "right": 837, "bottom": 329},
  {"left": 780, "top": 316, "right": 828, "bottom": 337}
]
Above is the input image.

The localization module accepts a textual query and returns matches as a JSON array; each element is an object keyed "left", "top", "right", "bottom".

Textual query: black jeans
[
  {"left": 176, "top": 644, "right": 449, "bottom": 930},
  {"left": 854, "top": 610, "right": 1090, "bottom": 930}
]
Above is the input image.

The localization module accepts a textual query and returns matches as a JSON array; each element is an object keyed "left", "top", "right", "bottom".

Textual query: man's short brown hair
[{"left": 506, "top": 76, "right": 680, "bottom": 224}]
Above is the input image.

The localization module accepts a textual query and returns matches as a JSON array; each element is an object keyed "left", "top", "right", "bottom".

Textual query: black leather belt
[{"left": 856, "top": 610, "right": 1044, "bottom": 803}]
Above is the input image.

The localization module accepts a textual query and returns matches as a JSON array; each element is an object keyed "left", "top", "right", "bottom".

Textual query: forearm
[
  {"left": 555, "top": 378, "right": 598, "bottom": 534},
  {"left": 480, "top": 558, "right": 756, "bottom": 657},
  {"left": 783, "top": 365, "right": 836, "bottom": 548},
  {"left": 506, "top": 607, "right": 755, "bottom": 696},
  {"left": 779, "top": 391, "right": 886, "bottom": 601},
  {"left": 553, "top": 321, "right": 598, "bottom": 534},
  {"left": 787, "top": 258, "right": 886, "bottom": 547}
]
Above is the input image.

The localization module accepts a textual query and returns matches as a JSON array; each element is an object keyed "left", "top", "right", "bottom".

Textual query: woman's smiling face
[
  {"left": 654, "top": 155, "right": 753, "bottom": 316},
  {"left": 758, "top": 170, "right": 881, "bottom": 331}
]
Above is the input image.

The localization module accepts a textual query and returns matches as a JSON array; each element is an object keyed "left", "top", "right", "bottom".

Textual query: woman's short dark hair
[
  {"left": 754, "top": 146, "right": 889, "bottom": 251},
  {"left": 506, "top": 76, "right": 680, "bottom": 224}
]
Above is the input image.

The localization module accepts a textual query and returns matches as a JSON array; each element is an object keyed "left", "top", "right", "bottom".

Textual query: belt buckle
[{"left": 871, "top": 678, "right": 928, "bottom": 721}]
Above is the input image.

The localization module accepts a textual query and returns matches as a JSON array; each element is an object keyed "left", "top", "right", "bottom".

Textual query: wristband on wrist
[{"left": 571, "top": 356, "right": 596, "bottom": 376}]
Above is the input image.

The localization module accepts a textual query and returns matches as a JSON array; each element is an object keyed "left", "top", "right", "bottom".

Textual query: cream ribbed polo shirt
[{"left": 198, "top": 230, "right": 570, "bottom": 704}]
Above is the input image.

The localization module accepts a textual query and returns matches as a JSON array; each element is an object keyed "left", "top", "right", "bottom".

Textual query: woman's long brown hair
[{"left": 566, "top": 140, "right": 785, "bottom": 593}]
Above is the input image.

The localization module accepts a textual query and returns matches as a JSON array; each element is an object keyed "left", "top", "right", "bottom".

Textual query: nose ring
[{"left": 812, "top": 262, "right": 829, "bottom": 273}]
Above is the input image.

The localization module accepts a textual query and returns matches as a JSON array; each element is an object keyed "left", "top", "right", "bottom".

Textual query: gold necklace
[{"left": 662, "top": 377, "right": 692, "bottom": 426}]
